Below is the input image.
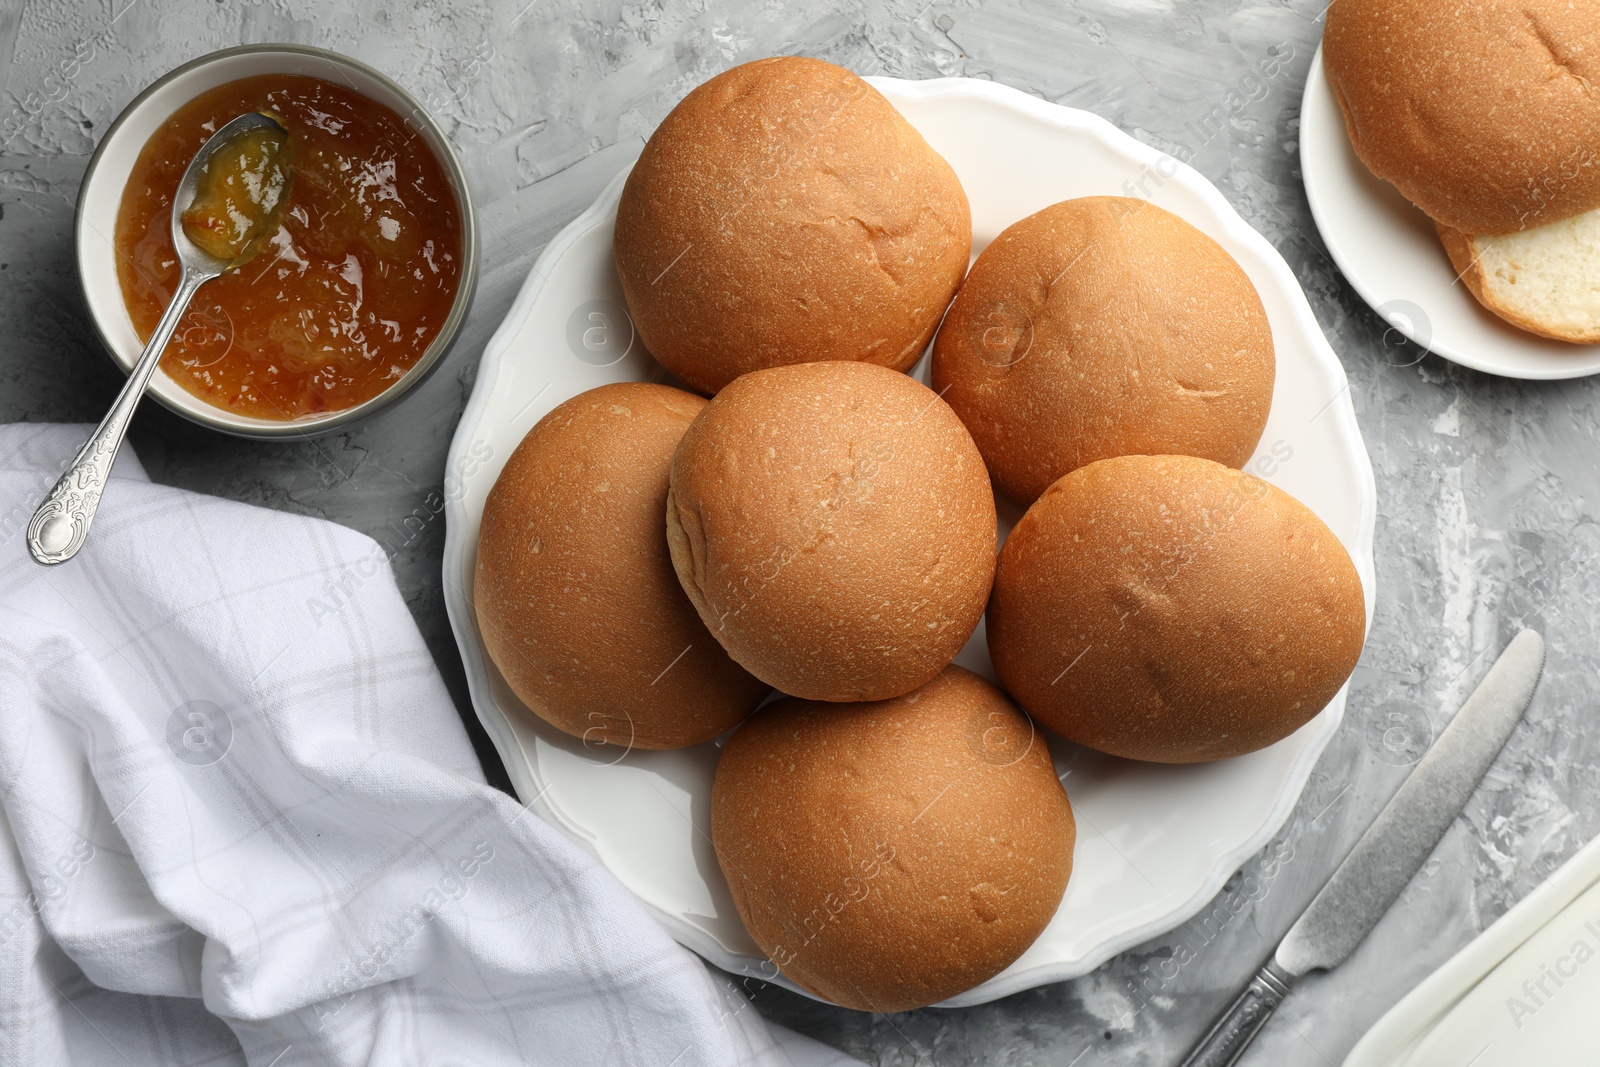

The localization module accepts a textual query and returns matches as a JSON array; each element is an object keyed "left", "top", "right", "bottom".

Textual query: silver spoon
[{"left": 27, "top": 111, "right": 288, "bottom": 566}]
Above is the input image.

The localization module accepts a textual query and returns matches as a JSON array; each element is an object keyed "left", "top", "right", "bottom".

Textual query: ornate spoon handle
[{"left": 27, "top": 266, "right": 212, "bottom": 565}]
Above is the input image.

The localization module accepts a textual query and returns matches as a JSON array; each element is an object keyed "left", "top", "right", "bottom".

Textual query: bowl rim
[{"left": 74, "top": 42, "right": 480, "bottom": 439}]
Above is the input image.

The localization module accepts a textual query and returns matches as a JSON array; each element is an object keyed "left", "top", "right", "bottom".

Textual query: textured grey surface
[
  {"left": 2, "top": 2, "right": 1595, "bottom": 1065},
  {"left": 1275, "top": 630, "right": 1546, "bottom": 980}
]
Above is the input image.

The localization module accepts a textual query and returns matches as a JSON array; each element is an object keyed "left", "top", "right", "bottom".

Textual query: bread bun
[
  {"left": 932, "top": 197, "right": 1274, "bottom": 505},
  {"left": 1438, "top": 212, "right": 1600, "bottom": 343},
  {"left": 474, "top": 383, "right": 768, "bottom": 749},
  {"left": 712, "top": 666, "right": 1075, "bottom": 1011},
  {"left": 614, "top": 56, "right": 971, "bottom": 394},
  {"left": 989, "top": 455, "right": 1365, "bottom": 763},
  {"left": 1323, "top": 0, "right": 1600, "bottom": 235},
  {"left": 666, "top": 361, "right": 995, "bottom": 702}
]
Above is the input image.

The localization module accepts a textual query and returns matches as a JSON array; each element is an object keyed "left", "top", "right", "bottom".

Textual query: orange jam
[
  {"left": 180, "top": 119, "right": 291, "bottom": 263},
  {"left": 115, "top": 74, "right": 463, "bottom": 420}
]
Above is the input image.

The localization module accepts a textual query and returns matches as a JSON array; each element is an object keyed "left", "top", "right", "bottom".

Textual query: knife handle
[{"left": 1177, "top": 960, "right": 1294, "bottom": 1067}]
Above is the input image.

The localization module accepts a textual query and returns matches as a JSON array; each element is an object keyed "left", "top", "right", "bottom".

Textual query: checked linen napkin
[{"left": 0, "top": 423, "right": 859, "bottom": 1067}]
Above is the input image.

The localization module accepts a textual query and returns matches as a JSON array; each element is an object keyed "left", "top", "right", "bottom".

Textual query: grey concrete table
[{"left": 4, "top": 2, "right": 1593, "bottom": 1064}]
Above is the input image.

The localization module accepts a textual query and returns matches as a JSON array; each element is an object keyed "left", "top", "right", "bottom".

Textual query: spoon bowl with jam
[
  {"left": 26, "top": 111, "right": 290, "bottom": 566},
  {"left": 178, "top": 113, "right": 291, "bottom": 266}
]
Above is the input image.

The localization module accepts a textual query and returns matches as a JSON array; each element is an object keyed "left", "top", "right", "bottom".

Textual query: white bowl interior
[{"left": 78, "top": 48, "right": 468, "bottom": 432}]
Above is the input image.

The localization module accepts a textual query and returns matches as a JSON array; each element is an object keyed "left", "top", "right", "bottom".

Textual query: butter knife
[{"left": 1178, "top": 628, "right": 1546, "bottom": 1067}]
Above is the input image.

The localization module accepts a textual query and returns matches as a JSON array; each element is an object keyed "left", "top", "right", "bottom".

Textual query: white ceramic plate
[
  {"left": 442, "top": 75, "right": 1377, "bottom": 1007},
  {"left": 1300, "top": 47, "right": 1600, "bottom": 380},
  {"left": 1344, "top": 831, "right": 1600, "bottom": 1066}
]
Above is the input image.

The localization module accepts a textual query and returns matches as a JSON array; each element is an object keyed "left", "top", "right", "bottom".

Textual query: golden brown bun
[
  {"left": 989, "top": 455, "right": 1365, "bottom": 763},
  {"left": 931, "top": 197, "right": 1274, "bottom": 505},
  {"left": 1438, "top": 216, "right": 1600, "bottom": 343},
  {"left": 666, "top": 361, "right": 995, "bottom": 702},
  {"left": 1323, "top": 0, "right": 1600, "bottom": 235},
  {"left": 614, "top": 56, "right": 971, "bottom": 394},
  {"left": 712, "top": 666, "right": 1075, "bottom": 1011},
  {"left": 474, "top": 383, "right": 769, "bottom": 749}
]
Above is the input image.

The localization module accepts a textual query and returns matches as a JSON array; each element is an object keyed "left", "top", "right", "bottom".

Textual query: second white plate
[
  {"left": 1344, "top": 831, "right": 1600, "bottom": 1066},
  {"left": 443, "top": 75, "right": 1378, "bottom": 1007},
  {"left": 1301, "top": 47, "right": 1600, "bottom": 380}
]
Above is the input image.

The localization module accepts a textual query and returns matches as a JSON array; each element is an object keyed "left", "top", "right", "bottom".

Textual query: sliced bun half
[{"left": 1438, "top": 211, "right": 1600, "bottom": 343}]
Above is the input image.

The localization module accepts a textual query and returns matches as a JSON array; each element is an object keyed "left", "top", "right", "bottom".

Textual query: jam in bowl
[{"left": 76, "top": 45, "right": 478, "bottom": 437}]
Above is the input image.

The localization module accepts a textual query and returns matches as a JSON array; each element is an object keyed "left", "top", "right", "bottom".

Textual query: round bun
[
  {"left": 932, "top": 197, "right": 1274, "bottom": 505},
  {"left": 712, "top": 666, "right": 1075, "bottom": 1011},
  {"left": 614, "top": 56, "right": 971, "bottom": 395},
  {"left": 666, "top": 361, "right": 995, "bottom": 702},
  {"left": 1323, "top": 0, "right": 1600, "bottom": 234},
  {"left": 989, "top": 455, "right": 1365, "bottom": 763},
  {"left": 475, "top": 383, "right": 768, "bottom": 749}
]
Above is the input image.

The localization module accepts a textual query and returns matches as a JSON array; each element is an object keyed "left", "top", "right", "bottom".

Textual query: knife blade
[{"left": 1177, "top": 628, "right": 1546, "bottom": 1067}]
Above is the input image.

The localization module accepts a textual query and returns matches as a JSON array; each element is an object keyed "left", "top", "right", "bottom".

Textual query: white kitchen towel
[{"left": 0, "top": 423, "right": 858, "bottom": 1067}]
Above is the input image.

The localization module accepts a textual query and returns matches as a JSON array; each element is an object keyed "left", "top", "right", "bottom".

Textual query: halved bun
[
  {"left": 1324, "top": 0, "right": 1600, "bottom": 235},
  {"left": 1438, "top": 211, "right": 1600, "bottom": 343}
]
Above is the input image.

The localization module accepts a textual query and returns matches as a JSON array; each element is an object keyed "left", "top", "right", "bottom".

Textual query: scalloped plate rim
[{"left": 442, "top": 73, "right": 1378, "bottom": 1008}]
